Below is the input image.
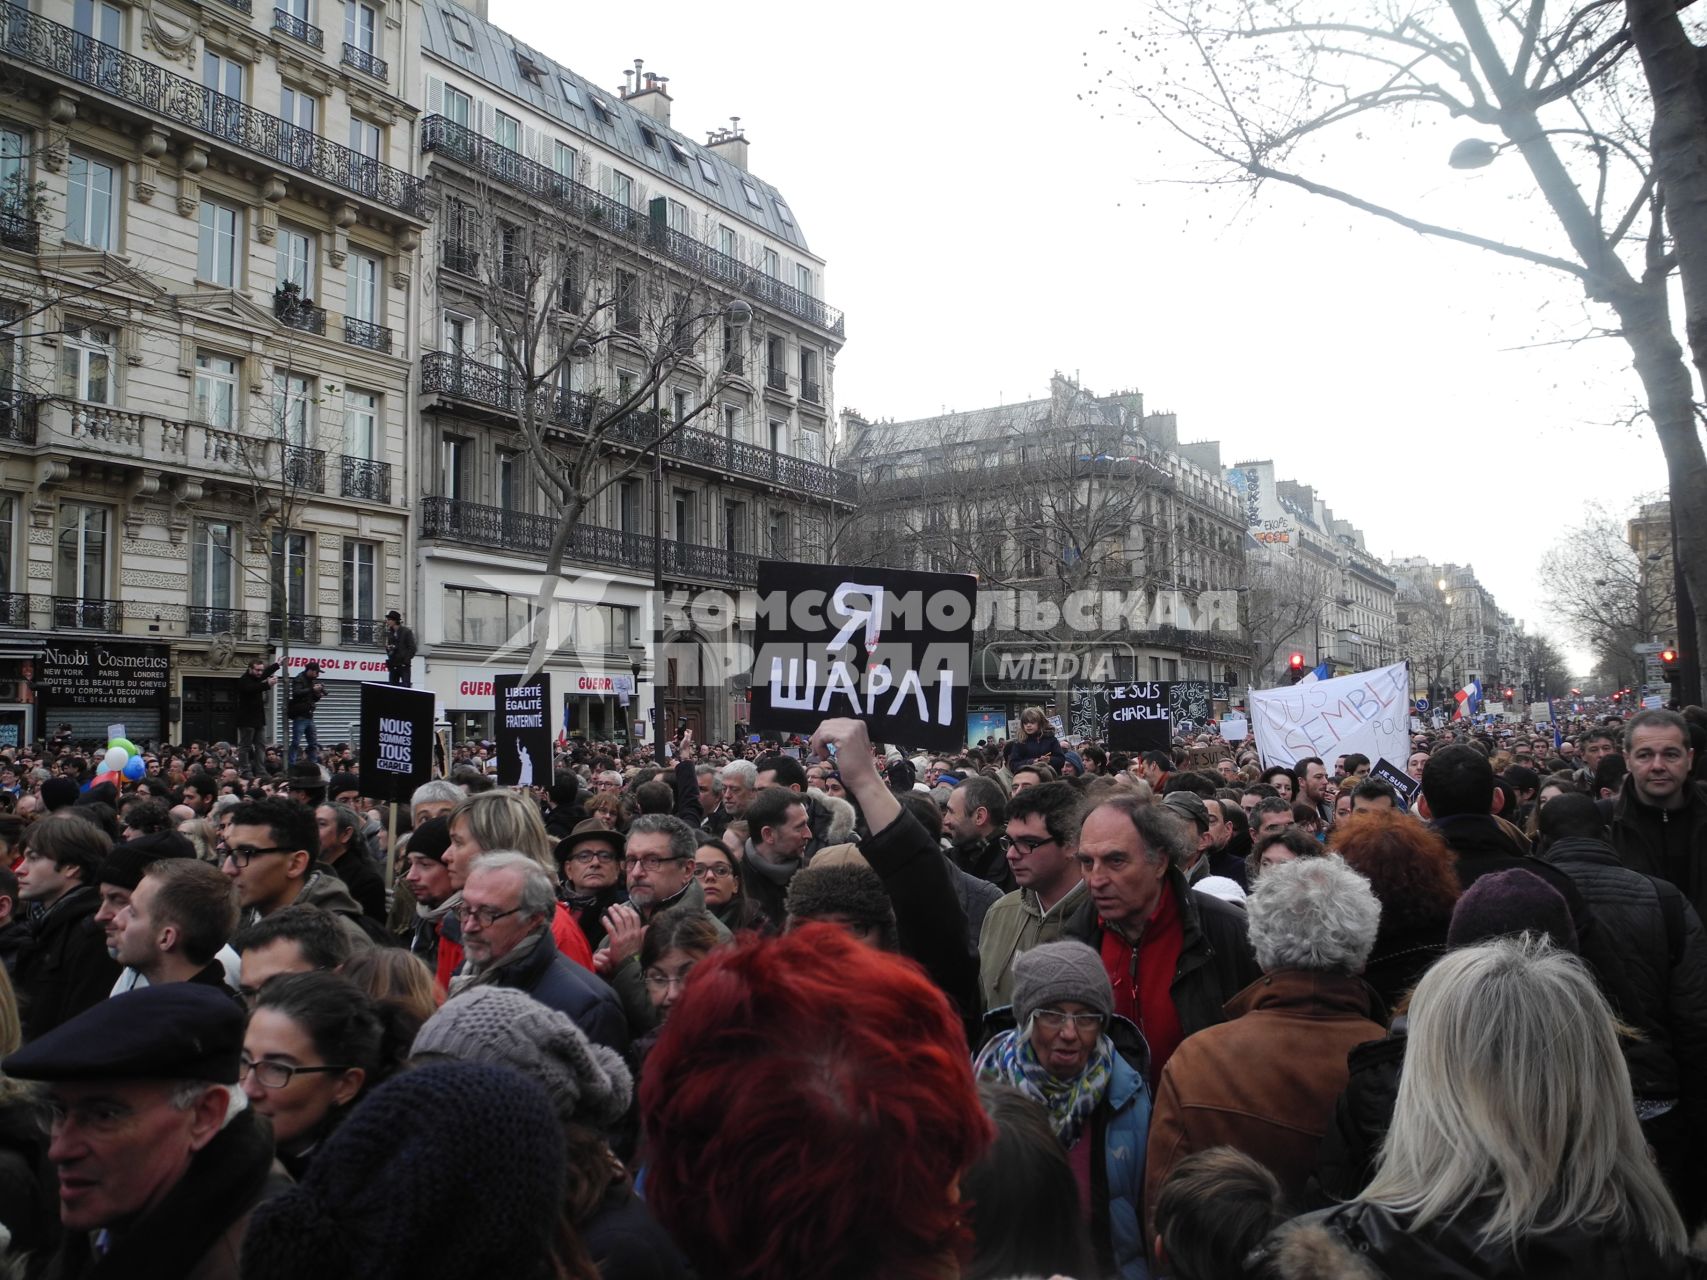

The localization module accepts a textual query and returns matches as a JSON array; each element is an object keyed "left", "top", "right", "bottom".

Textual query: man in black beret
[{"left": 4, "top": 984, "right": 286, "bottom": 1277}]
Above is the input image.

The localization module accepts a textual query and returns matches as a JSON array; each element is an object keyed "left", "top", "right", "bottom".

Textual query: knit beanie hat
[
  {"left": 1447, "top": 868, "right": 1578, "bottom": 953},
  {"left": 40, "top": 777, "right": 78, "bottom": 811},
  {"left": 404, "top": 816, "right": 452, "bottom": 863},
  {"left": 1011, "top": 941, "right": 1113, "bottom": 1026},
  {"left": 411, "top": 987, "right": 631, "bottom": 1128},
  {"left": 784, "top": 864, "right": 899, "bottom": 950},
  {"left": 240, "top": 1062, "right": 566, "bottom": 1280},
  {"left": 95, "top": 831, "right": 194, "bottom": 890}
]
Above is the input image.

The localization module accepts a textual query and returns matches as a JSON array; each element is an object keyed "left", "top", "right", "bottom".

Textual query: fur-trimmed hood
[{"left": 1262, "top": 1219, "right": 1383, "bottom": 1280}]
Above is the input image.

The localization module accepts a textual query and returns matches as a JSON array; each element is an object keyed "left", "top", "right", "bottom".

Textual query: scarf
[
  {"left": 742, "top": 839, "right": 800, "bottom": 886},
  {"left": 447, "top": 927, "right": 545, "bottom": 998},
  {"left": 974, "top": 1027, "right": 1113, "bottom": 1148},
  {"left": 415, "top": 890, "right": 462, "bottom": 925}
]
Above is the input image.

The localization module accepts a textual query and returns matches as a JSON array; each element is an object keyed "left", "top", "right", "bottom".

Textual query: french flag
[
  {"left": 1296, "top": 661, "right": 1332, "bottom": 687},
  {"left": 1453, "top": 678, "right": 1482, "bottom": 720}
]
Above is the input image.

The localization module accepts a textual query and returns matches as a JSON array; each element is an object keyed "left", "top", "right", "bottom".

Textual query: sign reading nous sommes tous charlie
[
  {"left": 358, "top": 683, "right": 435, "bottom": 801},
  {"left": 35, "top": 641, "right": 170, "bottom": 715},
  {"left": 749, "top": 563, "right": 976, "bottom": 751}
]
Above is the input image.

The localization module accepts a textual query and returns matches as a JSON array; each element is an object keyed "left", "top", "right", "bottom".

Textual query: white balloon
[{"left": 100, "top": 746, "right": 127, "bottom": 773}]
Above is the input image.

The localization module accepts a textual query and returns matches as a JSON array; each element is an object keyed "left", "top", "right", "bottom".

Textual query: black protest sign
[
  {"left": 358, "top": 683, "right": 434, "bottom": 801},
  {"left": 1069, "top": 682, "right": 1109, "bottom": 742},
  {"left": 1106, "top": 682, "right": 1171, "bottom": 751},
  {"left": 749, "top": 561, "right": 976, "bottom": 752},
  {"left": 494, "top": 674, "right": 552, "bottom": 788},
  {"left": 1369, "top": 758, "right": 1422, "bottom": 811}
]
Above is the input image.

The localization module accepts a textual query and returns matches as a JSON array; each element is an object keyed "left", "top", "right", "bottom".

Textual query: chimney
[
  {"left": 707, "top": 116, "right": 749, "bottom": 171},
  {"left": 621, "top": 57, "right": 673, "bottom": 126}
]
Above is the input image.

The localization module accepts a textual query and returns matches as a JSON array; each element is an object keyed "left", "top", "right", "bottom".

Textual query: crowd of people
[{"left": 0, "top": 698, "right": 1704, "bottom": 1279}]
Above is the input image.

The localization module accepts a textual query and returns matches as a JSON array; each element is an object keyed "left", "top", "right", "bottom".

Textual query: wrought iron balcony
[
  {"left": 187, "top": 605, "right": 251, "bottom": 637},
  {"left": 801, "top": 379, "right": 822, "bottom": 405},
  {"left": 441, "top": 242, "right": 479, "bottom": 276},
  {"left": 340, "top": 454, "right": 391, "bottom": 502},
  {"left": 282, "top": 444, "right": 325, "bottom": 493},
  {"left": 420, "top": 352, "right": 856, "bottom": 502},
  {"left": 0, "top": 392, "right": 36, "bottom": 444},
  {"left": 0, "top": 593, "right": 29, "bottom": 627},
  {"left": 271, "top": 8, "right": 323, "bottom": 48},
  {"left": 54, "top": 596, "right": 123, "bottom": 631},
  {"left": 0, "top": 206, "right": 38, "bottom": 252},
  {"left": 420, "top": 114, "right": 844, "bottom": 339},
  {"left": 0, "top": 5, "right": 425, "bottom": 215},
  {"left": 341, "top": 42, "right": 386, "bottom": 80},
  {"left": 270, "top": 612, "right": 323, "bottom": 644},
  {"left": 663, "top": 541, "right": 760, "bottom": 585},
  {"left": 342, "top": 317, "right": 392, "bottom": 353},
  {"left": 765, "top": 366, "right": 789, "bottom": 394},
  {"left": 274, "top": 289, "right": 326, "bottom": 334},
  {"left": 216, "top": 0, "right": 252, "bottom": 11},
  {"left": 341, "top": 617, "right": 384, "bottom": 645}
]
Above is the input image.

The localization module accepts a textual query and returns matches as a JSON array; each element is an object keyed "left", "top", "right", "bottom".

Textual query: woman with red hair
[
  {"left": 1328, "top": 811, "right": 1461, "bottom": 1009},
  {"left": 640, "top": 922, "right": 992, "bottom": 1280}
]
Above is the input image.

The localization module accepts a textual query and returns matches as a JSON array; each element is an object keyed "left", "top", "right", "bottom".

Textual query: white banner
[{"left": 1248, "top": 661, "right": 1410, "bottom": 769}]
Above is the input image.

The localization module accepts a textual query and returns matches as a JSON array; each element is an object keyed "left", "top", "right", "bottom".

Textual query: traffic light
[
  {"left": 1287, "top": 652, "right": 1306, "bottom": 684},
  {"left": 1660, "top": 647, "right": 1679, "bottom": 671},
  {"left": 1504, "top": 687, "right": 1515, "bottom": 699}
]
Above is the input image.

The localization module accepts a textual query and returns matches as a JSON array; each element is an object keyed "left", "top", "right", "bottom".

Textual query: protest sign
[
  {"left": 1369, "top": 757, "right": 1422, "bottom": 811},
  {"left": 1106, "top": 682, "right": 1171, "bottom": 751},
  {"left": 1219, "top": 716, "right": 1249, "bottom": 744},
  {"left": 358, "top": 683, "right": 434, "bottom": 800},
  {"left": 749, "top": 562, "right": 975, "bottom": 752},
  {"left": 1248, "top": 661, "right": 1410, "bottom": 770},
  {"left": 494, "top": 674, "right": 552, "bottom": 788},
  {"left": 1068, "top": 682, "right": 1109, "bottom": 742}
]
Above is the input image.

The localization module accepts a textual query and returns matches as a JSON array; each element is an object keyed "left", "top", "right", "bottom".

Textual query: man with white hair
[
  {"left": 718, "top": 760, "right": 757, "bottom": 824},
  {"left": 1143, "top": 855, "right": 1386, "bottom": 1216}
]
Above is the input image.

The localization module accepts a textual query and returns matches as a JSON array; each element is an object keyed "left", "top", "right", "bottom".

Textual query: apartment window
[
  {"left": 671, "top": 388, "right": 689, "bottom": 425},
  {"left": 668, "top": 199, "right": 690, "bottom": 235},
  {"left": 718, "top": 225, "right": 738, "bottom": 260},
  {"left": 767, "top": 509, "right": 789, "bottom": 555},
  {"left": 766, "top": 334, "right": 785, "bottom": 378},
  {"left": 194, "top": 352, "right": 239, "bottom": 429},
  {"left": 277, "top": 0, "right": 310, "bottom": 22},
  {"left": 494, "top": 110, "right": 520, "bottom": 151},
  {"left": 795, "top": 263, "right": 813, "bottom": 297},
  {"left": 442, "top": 587, "right": 528, "bottom": 646},
  {"left": 559, "top": 79, "right": 584, "bottom": 110},
  {"left": 202, "top": 50, "right": 244, "bottom": 101},
  {"left": 280, "top": 85, "right": 317, "bottom": 134},
  {"left": 775, "top": 199, "right": 795, "bottom": 228},
  {"left": 0, "top": 495, "right": 14, "bottom": 591},
  {"left": 277, "top": 226, "right": 314, "bottom": 292},
  {"left": 349, "top": 116, "right": 381, "bottom": 161},
  {"left": 695, "top": 155, "right": 719, "bottom": 185},
  {"left": 616, "top": 367, "right": 636, "bottom": 400},
  {"left": 589, "top": 96, "right": 613, "bottom": 124},
  {"left": 55, "top": 503, "right": 107, "bottom": 600},
  {"left": 614, "top": 271, "right": 639, "bottom": 332},
  {"left": 673, "top": 489, "right": 696, "bottom": 542},
  {"left": 344, "top": 388, "right": 377, "bottom": 457},
  {"left": 666, "top": 138, "right": 688, "bottom": 165},
  {"left": 618, "top": 479, "right": 641, "bottom": 533},
  {"left": 271, "top": 531, "right": 309, "bottom": 619},
  {"left": 197, "top": 199, "right": 240, "bottom": 286},
  {"left": 769, "top": 420, "right": 785, "bottom": 454},
  {"left": 608, "top": 168, "right": 633, "bottom": 209},
  {"left": 637, "top": 122, "right": 658, "bottom": 150},
  {"left": 191, "top": 522, "right": 235, "bottom": 611},
  {"left": 61, "top": 321, "right": 114, "bottom": 404},
  {"left": 721, "top": 403, "right": 739, "bottom": 440},
  {"left": 723, "top": 500, "right": 747, "bottom": 553},
  {"left": 443, "top": 87, "right": 472, "bottom": 127},
  {"left": 496, "top": 448, "right": 521, "bottom": 510},
  {"left": 553, "top": 141, "right": 577, "bottom": 179},
  {"left": 441, "top": 436, "right": 467, "bottom": 499},
  {"left": 342, "top": 541, "right": 377, "bottom": 621},
  {"left": 74, "top": 0, "right": 121, "bottom": 41},
  {"left": 799, "top": 346, "right": 818, "bottom": 390},
  {"left": 344, "top": 1, "right": 377, "bottom": 53},
  {"left": 275, "top": 372, "right": 313, "bottom": 445},
  {"left": 65, "top": 153, "right": 116, "bottom": 250},
  {"left": 761, "top": 247, "right": 780, "bottom": 279},
  {"left": 0, "top": 127, "right": 26, "bottom": 214},
  {"left": 347, "top": 251, "right": 380, "bottom": 322},
  {"left": 444, "top": 9, "right": 473, "bottom": 47},
  {"left": 739, "top": 180, "right": 761, "bottom": 209},
  {"left": 801, "top": 426, "right": 823, "bottom": 463}
]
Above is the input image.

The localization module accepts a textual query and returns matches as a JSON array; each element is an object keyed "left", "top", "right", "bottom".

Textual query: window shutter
[{"left": 425, "top": 75, "right": 443, "bottom": 116}]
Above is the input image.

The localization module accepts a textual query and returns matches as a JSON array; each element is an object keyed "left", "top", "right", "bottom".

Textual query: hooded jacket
[{"left": 977, "top": 878, "right": 1090, "bottom": 1012}]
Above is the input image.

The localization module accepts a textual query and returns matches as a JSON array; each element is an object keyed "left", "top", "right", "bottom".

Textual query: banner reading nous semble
[{"left": 1248, "top": 662, "right": 1410, "bottom": 770}]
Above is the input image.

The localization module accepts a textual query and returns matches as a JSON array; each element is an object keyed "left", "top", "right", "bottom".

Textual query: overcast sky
[{"left": 493, "top": 0, "right": 1673, "bottom": 674}]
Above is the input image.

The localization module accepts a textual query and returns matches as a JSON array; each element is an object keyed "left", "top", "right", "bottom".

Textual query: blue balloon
[{"left": 122, "top": 755, "right": 146, "bottom": 781}]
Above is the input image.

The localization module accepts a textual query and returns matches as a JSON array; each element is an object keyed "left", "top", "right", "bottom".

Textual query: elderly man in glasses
[
  {"left": 3, "top": 983, "right": 288, "bottom": 1277},
  {"left": 451, "top": 850, "right": 628, "bottom": 1052}
]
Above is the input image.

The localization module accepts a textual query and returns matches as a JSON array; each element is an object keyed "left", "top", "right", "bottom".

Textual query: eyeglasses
[
  {"left": 240, "top": 1056, "right": 352, "bottom": 1089},
  {"left": 1032, "top": 1008, "right": 1105, "bottom": 1034},
  {"left": 454, "top": 903, "right": 527, "bottom": 928},
  {"left": 623, "top": 854, "right": 687, "bottom": 873},
  {"left": 221, "top": 844, "right": 294, "bottom": 867},
  {"left": 695, "top": 862, "right": 734, "bottom": 879},
  {"left": 644, "top": 968, "right": 695, "bottom": 991},
  {"left": 1002, "top": 834, "right": 1057, "bottom": 854},
  {"left": 568, "top": 849, "right": 618, "bottom": 865}
]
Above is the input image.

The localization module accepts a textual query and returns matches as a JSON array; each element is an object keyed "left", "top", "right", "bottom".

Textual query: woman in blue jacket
[{"left": 975, "top": 940, "right": 1151, "bottom": 1280}]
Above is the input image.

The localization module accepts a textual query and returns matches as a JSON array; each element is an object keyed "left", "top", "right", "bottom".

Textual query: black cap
[
  {"left": 302, "top": 661, "right": 321, "bottom": 673},
  {"left": 4, "top": 984, "right": 245, "bottom": 1084},
  {"left": 327, "top": 772, "right": 361, "bottom": 798},
  {"left": 406, "top": 817, "right": 452, "bottom": 864},
  {"left": 1161, "top": 791, "right": 1211, "bottom": 833},
  {"left": 95, "top": 831, "right": 196, "bottom": 891},
  {"left": 385, "top": 610, "right": 402, "bottom": 622}
]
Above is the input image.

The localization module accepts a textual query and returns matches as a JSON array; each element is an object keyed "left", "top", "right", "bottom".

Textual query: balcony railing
[
  {"left": 341, "top": 617, "right": 384, "bottom": 645},
  {"left": 420, "top": 114, "right": 844, "bottom": 339},
  {"left": 270, "top": 612, "right": 323, "bottom": 644},
  {"left": 216, "top": 0, "right": 252, "bottom": 11},
  {"left": 442, "top": 243, "right": 478, "bottom": 276},
  {"left": 0, "top": 5, "right": 426, "bottom": 214},
  {"left": 274, "top": 290, "right": 326, "bottom": 334},
  {"left": 801, "top": 379, "right": 822, "bottom": 405},
  {"left": 0, "top": 393, "right": 36, "bottom": 444},
  {"left": 54, "top": 596, "right": 123, "bottom": 631},
  {"left": 282, "top": 444, "right": 325, "bottom": 493},
  {"left": 420, "top": 352, "right": 856, "bottom": 501},
  {"left": 342, "top": 316, "right": 392, "bottom": 353},
  {"left": 187, "top": 605, "right": 250, "bottom": 636},
  {"left": 0, "top": 206, "right": 38, "bottom": 252},
  {"left": 340, "top": 42, "right": 386, "bottom": 79},
  {"left": 271, "top": 8, "right": 323, "bottom": 48},
  {"left": 419, "top": 497, "right": 761, "bottom": 585},
  {"left": 0, "top": 593, "right": 29, "bottom": 628},
  {"left": 340, "top": 454, "right": 391, "bottom": 502},
  {"left": 765, "top": 366, "right": 789, "bottom": 393}
]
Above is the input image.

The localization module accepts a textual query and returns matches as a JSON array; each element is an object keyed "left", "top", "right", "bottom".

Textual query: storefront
[
  {"left": 0, "top": 653, "right": 37, "bottom": 748},
  {"left": 33, "top": 640, "right": 171, "bottom": 746},
  {"left": 271, "top": 647, "right": 420, "bottom": 751},
  {"left": 429, "top": 666, "right": 638, "bottom": 747}
]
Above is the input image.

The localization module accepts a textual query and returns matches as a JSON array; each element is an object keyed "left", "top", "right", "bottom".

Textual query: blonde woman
[{"left": 1264, "top": 937, "right": 1692, "bottom": 1278}]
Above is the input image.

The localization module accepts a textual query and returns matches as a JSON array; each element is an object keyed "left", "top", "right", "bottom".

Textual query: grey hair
[
  {"left": 695, "top": 764, "right": 724, "bottom": 795},
  {"left": 412, "top": 779, "right": 463, "bottom": 809},
  {"left": 1246, "top": 855, "right": 1381, "bottom": 973},
  {"left": 596, "top": 771, "right": 624, "bottom": 787},
  {"left": 719, "top": 760, "right": 756, "bottom": 789},
  {"left": 1091, "top": 795, "right": 1191, "bottom": 868},
  {"left": 468, "top": 850, "right": 557, "bottom": 920},
  {"left": 1361, "top": 937, "right": 1685, "bottom": 1255},
  {"left": 626, "top": 813, "right": 696, "bottom": 860}
]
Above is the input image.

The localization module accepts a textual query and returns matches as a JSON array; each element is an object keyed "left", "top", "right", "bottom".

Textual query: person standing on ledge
[{"left": 384, "top": 610, "right": 417, "bottom": 686}]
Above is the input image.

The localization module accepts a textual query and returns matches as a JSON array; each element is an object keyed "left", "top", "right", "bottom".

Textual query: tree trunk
[{"left": 522, "top": 495, "right": 585, "bottom": 682}]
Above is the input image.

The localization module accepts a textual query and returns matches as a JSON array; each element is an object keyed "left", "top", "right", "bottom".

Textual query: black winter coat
[
  {"left": 13, "top": 886, "right": 121, "bottom": 1042},
  {"left": 234, "top": 662, "right": 280, "bottom": 729},
  {"left": 487, "top": 930, "right": 629, "bottom": 1052},
  {"left": 327, "top": 850, "right": 388, "bottom": 924},
  {"left": 951, "top": 832, "right": 1016, "bottom": 894},
  {"left": 1007, "top": 732, "right": 1066, "bottom": 773},
  {"left": 1313, "top": 1021, "right": 1406, "bottom": 1205},
  {"left": 286, "top": 672, "right": 325, "bottom": 719},
  {"left": 1611, "top": 782, "right": 1707, "bottom": 925}
]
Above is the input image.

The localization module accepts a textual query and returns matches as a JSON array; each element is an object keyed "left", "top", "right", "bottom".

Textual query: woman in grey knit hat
[
  {"left": 413, "top": 987, "right": 691, "bottom": 1280},
  {"left": 973, "top": 940, "right": 1153, "bottom": 1280}
]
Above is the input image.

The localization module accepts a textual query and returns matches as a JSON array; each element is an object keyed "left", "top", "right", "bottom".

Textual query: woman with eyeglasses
[
  {"left": 242, "top": 970, "right": 411, "bottom": 1178},
  {"left": 974, "top": 941, "right": 1152, "bottom": 1280},
  {"left": 692, "top": 830, "right": 771, "bottom": 935}
]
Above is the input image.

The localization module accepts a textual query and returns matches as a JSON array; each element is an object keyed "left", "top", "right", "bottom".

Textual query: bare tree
[
  {"left": 1541, "top": 500, "right": 1673, "bottom": 688},
  {"left": 1396, "top": 579, "right": 1458, "bottom": 704},
  {"left": 1101, "top": 0, "right": 1707, "bottom": 702},
  {"left": 1242, "top": 551, "right": 1335, "bottom": 681}
]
